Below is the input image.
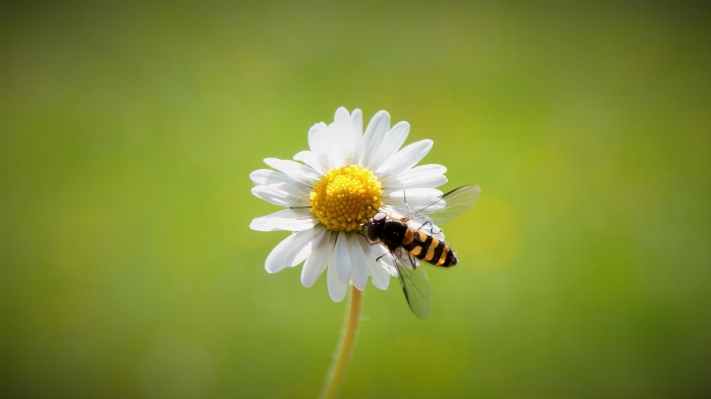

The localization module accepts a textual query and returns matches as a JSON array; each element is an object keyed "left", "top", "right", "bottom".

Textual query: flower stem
[{"left": 318, "top": 284, "right": 364, "bottom": 399}]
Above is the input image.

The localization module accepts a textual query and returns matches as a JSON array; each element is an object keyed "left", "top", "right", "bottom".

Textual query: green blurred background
[{"left": 2, "top": 1, "right": 710, "bottom": 398}]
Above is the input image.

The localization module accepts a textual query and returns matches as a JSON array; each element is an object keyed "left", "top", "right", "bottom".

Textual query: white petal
[
  {"left": 326, "top": 108, "right": 352, "bottom": 169},
  {"left": 334, "top": 106, "right": 351, "bottom": 125},
  {"left": 251, "top": 183, "right": 310, "bottom": 207},
  {"left": 385, "top": 175, "right": 448, "bottom": 191},
  {"left": 357, "top": 235, "right": 390, "bottom": 290},
  {"left": 250, "top": 169, "right": 293, "bottom": 186},
  {"left": 348, "top": 234, "right": 368, "bottom": 290},
  {"left": 265, "top": 234, "right": 297, "bottom": 274},
  {"left": 383, "top": 188, "right": 443, "bottom": 205},
  {"left": 293, "top": 227, "right": 326, "bottom": 268},
  {"left": 377, "top": 249, "right": 399, "bottom": 277},
  {"left": 264, "top": 158, "right": 320, "bottom": 187},
  {"left": 370, "top": 262, "right": 391, "bottom": 289},
  {"left": 378, "top": 204, "right": 408, "bottom": 220},
  {"left": 264, "top": 228, "right": 321, "bottom": 273},
  {"left": 308, "top": 122, "right": 327, "bottom": 154},
  {"left": 358, "top": 110, "right": 391, "bottom": 169},
  {"left": 293, "top": 150, "right": 325, "bottom": 174},
  {"left": 382, "top": 188, "right": 444, "bottom": 212},
  {"left": 399, "top": 164, "right": 447, "bottom": 179},
  {"left": 333, "top": 231, "right": 351, "bottom": 284},
  {"left": 382, "top": 164, "right": 447, "bottom": 188},
  {"left": 351, "top": 108, "right": 363, "bottom": 136},
  {"left": 308, "top": 122, "right": 330, "bottom": 171},
  {"left": 301, "top": 230, "right": 334, "bottom": 288},
  {"left": 368, "top": 121, "right": 410, "bottom": 171},
  {"left": 376, "top": 139, "right": 433, "bottom": 180},
  {"left": 327, "top": 260, "right": 348, "bottom": 302},
  {"left": 323, "top": 132, "right": 343, "bottom": 169},
  {"left": 291, "top": 233, "right": 317, "bottom": 267},
  {"left": 381, "top": 164, "right": 447, "bottom": 189},
  {"left": 351, "top": 109, "right": 364, "bottom": 164},
  {"left": 250, "top": 208, "right": 316, "bottom": 232},
  {"left": 346, "top": 108, "right": 363, "bottom": 164}
]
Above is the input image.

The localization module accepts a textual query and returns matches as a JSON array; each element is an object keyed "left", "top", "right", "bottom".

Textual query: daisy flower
[{"left": 249, "top": 107, "right": 447, "bottom": 301}]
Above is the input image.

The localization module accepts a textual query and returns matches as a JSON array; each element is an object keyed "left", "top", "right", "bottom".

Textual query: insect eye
[{"left": 367, "top": 214, "right": 385, "bottom": 241}]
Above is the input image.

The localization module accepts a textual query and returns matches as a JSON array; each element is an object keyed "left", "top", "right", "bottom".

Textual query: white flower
[{"left": 250, "top": 107, "right": 448, "bottom": 301}]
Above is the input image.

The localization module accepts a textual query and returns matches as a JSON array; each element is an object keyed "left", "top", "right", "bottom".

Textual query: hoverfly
[{"left": 364, "top": 185, "right": 481, "bottom": 319}]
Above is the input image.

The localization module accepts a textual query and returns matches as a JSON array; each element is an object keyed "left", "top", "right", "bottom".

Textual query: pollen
[{"left": 310, "top": 165, "right": 383, "bottom": 232}]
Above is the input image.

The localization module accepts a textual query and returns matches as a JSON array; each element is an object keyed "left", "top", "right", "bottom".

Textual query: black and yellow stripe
[{"left": 402, "top": 228, "right": 457, "bottom": 267}]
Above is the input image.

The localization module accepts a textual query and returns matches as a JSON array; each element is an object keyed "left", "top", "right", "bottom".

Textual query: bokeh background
[{"left": 2, "top": 1, "right": 710, "bottom": 398}]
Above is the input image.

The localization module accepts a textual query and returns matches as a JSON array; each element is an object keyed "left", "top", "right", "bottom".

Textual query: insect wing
[
  {"left": 393, "top": 248, "right": 432, "bottom": 319},
  {"left": 405, "top": 184, "right": 481, "bottom": 225}
]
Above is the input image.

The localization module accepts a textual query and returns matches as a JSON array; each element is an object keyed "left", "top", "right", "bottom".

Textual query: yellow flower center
[{"left": 310, "top": 165, "right": 383, "bottom": 232}]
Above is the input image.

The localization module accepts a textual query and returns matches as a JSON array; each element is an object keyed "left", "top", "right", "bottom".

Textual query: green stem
[{"left": 318, "top": 285, "right": 364, "bottom": 399}]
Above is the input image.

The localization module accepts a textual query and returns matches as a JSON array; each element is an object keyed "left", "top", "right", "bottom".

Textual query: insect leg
[
  {"left": 376, "top": 253, "right": 389, "bottom": 262},
  {"left": 414, "top": 219, "right": 442, "bottom": 235},
  {"left": 403, "top": 190, "right": 412, "bottom": 214},
  {"left": 407, "top": 252, "right": 418, "bottom": 270},
  {"left": 415, "top": 220, "right": 431, "bottom": 232}
]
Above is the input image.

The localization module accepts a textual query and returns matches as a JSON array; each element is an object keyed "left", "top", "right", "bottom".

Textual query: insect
[{"left": 364, "top": 185, "right": 481, "bottom": 319}]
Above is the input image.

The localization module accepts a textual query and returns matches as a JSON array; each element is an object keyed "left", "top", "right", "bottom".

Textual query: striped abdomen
[{"left": 401, "top": 227, "right": 457, "bottom": 267}]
